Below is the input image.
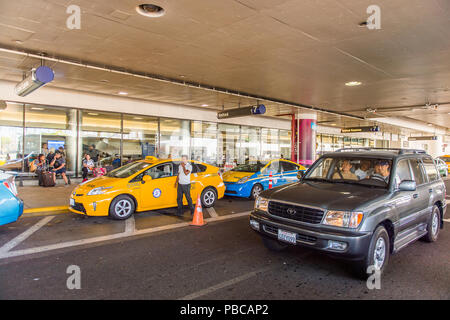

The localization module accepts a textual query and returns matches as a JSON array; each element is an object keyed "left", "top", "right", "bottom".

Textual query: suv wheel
[
  {"left": 354, "top": 225, "right": 390, "bottom": 279},
  {"left": 422, "top": 205, "right": 440, "bottom": 242},
  {"left": 261, "top": 236, "right": 288, "bottom": 252},
  {"left": 109, "top": 195, "right": 135, "bottom": 220}
]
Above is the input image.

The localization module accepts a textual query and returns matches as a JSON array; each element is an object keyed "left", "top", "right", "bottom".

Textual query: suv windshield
[
  {"left": 106, "top": 161, "right": 150, "bottom": 178},
  {"left": 304, "top": 157, "right": 392, "bottom": 188},
  {"left": 231, "top": 162, "right": 267, "bottom": 173}
]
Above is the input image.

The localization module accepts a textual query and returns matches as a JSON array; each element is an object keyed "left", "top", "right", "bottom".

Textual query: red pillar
[{"left": 291, "top": 113, "right": 317, "bottom": 167}]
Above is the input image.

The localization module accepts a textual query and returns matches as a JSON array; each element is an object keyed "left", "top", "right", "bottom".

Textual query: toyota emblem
[{"left": 287, "top": 208, "right": 296, "bottom": 215}]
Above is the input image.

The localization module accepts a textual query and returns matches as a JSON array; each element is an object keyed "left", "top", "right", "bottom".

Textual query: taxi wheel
[
  {"left": 109, "top": 195, "right": 135, "bottom": 220},
  {"left": 250, "top": 184, "right": 263, "bottom": 200},
  {"left": 201, "top": 187, "right": 217, "bottom": 208}
]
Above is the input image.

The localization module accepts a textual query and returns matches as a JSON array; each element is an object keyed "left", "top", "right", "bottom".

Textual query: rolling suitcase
[{"left": 42, "top": 172, "right": 55, "bottom": 187}]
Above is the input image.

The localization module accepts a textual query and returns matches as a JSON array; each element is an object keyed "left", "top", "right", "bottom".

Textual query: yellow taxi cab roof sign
[{"left": 145, "top": 156, "right": 159, "bottom": 162}]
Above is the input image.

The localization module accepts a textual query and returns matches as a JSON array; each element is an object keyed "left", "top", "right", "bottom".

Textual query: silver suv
[{"left": 250, "top": 148, "right": 447, "bottom": 278}]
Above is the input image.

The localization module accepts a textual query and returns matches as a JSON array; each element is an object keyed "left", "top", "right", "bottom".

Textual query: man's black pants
[{"left": 177, "top": 183, "right": 194, "bottom": 215}]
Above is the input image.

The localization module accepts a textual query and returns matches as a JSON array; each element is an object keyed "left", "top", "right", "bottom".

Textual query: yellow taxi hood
[
  {"left": 77, "top": 175, "right": 119, "bottom": 190},
  {"left": 222, "top": 170, "right": 253, "bottom": 183}
]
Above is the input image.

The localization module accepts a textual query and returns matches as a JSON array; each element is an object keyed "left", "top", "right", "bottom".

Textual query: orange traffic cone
[{"left": 190, "top": 194, "right": 206, "bottom": 226}]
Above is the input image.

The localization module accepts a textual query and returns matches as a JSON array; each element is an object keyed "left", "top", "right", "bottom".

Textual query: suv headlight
[
  {"left": 322, "top": 211, "right": 363, "bottom": 228},
  {"left": 237, "top": 176, "right": 249, "bottom": 184},
  {"left": 87, "top": 186, "right": 113, "bottom": 196},
  {"left": 254, "top": 196, "right": 269, "bottom": 212}
]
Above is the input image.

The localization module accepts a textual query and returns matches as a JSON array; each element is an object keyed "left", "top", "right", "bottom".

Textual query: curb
[{"left": 22, "top": 206, "right": 69, "bottom": 217}]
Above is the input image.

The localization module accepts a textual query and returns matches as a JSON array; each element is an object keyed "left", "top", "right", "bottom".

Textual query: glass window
[
  {"left": 279, "top": 130, "right": 291, "bottom": 160},
  {"left": 145, "top": 163, "right": 173, "bottom": 179},
  {"left": 261, "top": 128, "right": 279, "bottom": 160},
  {"left": 218, "top": 124, "right": 240, "bottom": 169},
  {"left": 160, "top": 119, "right": 190, "bottom": 159},
  {"left": 191, "top": 121, "right": 217, "bottom": 165},
  {"left": 422, "top": 158, "right": 439, "bottom": 182},
  {"left": 394, "top": 159, "right": 412, "bottom": 187},
  {"left": 81, "top": 110, "right": 121, "bottom": 168},
  {"left": 0, "top": 103, "right": 24, "bottom": 172},
  {"left": 281, "top": 161, "right": 298, "bottom": 172},
  {"left": 123, "top": 115, "right": 158, "bottom": 166},
  {"left": 240, "top": 126, "right": 261, "bottom": 165},
  {"left": 107, "top": 161, "right": 150, "bottom": 179},
  {"left": 264, "top": 160, "right": 281, "bottom": 174},
  {"left": 24, "top": 105, "right": 77, "bottom": 175},
  {"left": 409, "top": 159, "right": 426, "bottom": 185}
]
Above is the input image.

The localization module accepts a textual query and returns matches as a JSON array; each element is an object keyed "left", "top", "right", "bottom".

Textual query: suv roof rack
[{"left": 335, "top": 147, "right": 427, "bottom": 155}]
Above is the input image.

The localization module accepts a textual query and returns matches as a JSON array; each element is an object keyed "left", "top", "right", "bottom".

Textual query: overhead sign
[
  {"left": 341, "top": 125, "right": 379, "bottom": 133},
  {"left": 217, "top": 104, "right": 266, "bottom": 119},
  {"left": 15, "top": 66, "right": 55, "bottom": 97},
  {"left": 408, "top": 136, "right": 438, "bottom": 141}
]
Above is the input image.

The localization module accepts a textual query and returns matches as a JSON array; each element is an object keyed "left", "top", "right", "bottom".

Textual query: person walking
[{"left": 174, "top": 155, "right": 194, "bottom": 216}]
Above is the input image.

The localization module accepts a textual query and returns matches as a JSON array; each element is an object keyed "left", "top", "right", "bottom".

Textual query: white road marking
[
  {"left": 0, "top": 211, "right": 251, "bottom": 260},
  {"left": 206, "top": 207, "right": 218, "bottom": 218},
  {"left": 443, "top": 219, "right": 450, "bottom": 223},
  {"left": 0, "top": 216, "right": 54, "bottom": 253},
  {"left": 178, "top": 266, "right": 273, "bottom": 300},
  {"left": 125, "top": 215, "right": 135, "bottom": 234}
]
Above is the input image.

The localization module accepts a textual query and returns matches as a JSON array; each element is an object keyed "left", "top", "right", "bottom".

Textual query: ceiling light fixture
[
  {"left": 136, "top": 4, "right": 165, "bottom": 18},
  {"left": 345, "top": 81, "right": 362, "bottom": 87},
  {"left": 133, "top": 117, "right": 143, "bottom": 120},
  {"left": 31, "top": 107, "right": 45, "bottom": 111},
  {"left": 118, "top": 91, "right": 128, "bottom": 95},
  {"left": 201, "top": 104, "right": 209, "bottom": 107}
]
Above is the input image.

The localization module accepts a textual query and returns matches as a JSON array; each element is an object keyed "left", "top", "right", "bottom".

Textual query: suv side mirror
[
  {"left": 398, "top": 180, "right": 416, "bottom": 191},
  {"left": 142, "top": 175, "right": 152, "bottom": 184},
  {"left": 297, "top": 171, "right": 305, "bottom": 180}
]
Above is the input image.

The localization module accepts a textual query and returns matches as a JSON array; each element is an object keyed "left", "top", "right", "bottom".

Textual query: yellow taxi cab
[
  {"left": 439, "top": 155, "right": 450, "bottom": 173},
  {"left": 69, "top": 157, "right": 225, "bottom": 220}
]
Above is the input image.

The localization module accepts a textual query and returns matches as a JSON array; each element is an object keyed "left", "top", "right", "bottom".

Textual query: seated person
[
  {"left": 82, "top": 154, "right": 95, "bottom": 182},
  {"left": 371, "top": 160, "right": 391, "bottom": 183},
  {"left": 332, "top": 160, "right": 358, "bottom": 180},
  {"left": 355, "top": 160, "right": 371, "bottom": 180}
]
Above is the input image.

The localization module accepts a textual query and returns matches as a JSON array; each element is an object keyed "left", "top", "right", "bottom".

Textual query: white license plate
[
  {"left": 70, "top": 198, "right": 75, "bottom": 207},
  {"left": 278, "top": 229, "right": 297, "bottom": 244}
]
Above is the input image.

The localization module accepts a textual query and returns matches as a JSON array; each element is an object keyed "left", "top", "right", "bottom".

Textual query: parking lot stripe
[
  {"left": 444, "top": 219, "right": 450, "bottom": 223},
  {"left": 0, "top": 216, "right": 55, "bottom": 253},
  {"left": 178, "top": 266, "right": 273, "bottom": 300},
  {"left": 125, "top": 216, "right": 135, "bottom": 234},
  {"left": 206, "top": 207, "right": 218, "bottom": 218},
  {"left": 0, "top": 211, "right": 251, "bottom": 260}
]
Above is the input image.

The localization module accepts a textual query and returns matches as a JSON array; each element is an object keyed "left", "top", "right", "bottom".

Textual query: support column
[{"left": 291, "top": 113, "right": 317, "bottom": 167}]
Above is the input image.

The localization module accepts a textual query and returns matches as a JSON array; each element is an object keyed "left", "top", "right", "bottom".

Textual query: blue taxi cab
[{"left": 222, "top": 159, "right": 305, "bottom": 199}]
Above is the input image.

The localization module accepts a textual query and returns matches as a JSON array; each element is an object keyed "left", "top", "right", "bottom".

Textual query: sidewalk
[{"left": 18, "top": 184, "right": 75, "bottom": 210}]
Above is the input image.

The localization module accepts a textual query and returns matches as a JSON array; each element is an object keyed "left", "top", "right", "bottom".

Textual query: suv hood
[{"left": 263, "top": 181, "right": 388, "bottom": 211}]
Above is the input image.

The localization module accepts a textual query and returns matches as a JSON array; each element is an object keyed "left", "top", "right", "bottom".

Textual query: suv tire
[
  {"left": 422, "top": 205, "right": 440, "bottom": 243},
  {"left": 109, "top": 195, "right": 135, "bottom": 220},
  {"left": 354, "top": 225, "right": 390, "bottom": 279},
  {"left": 262, "top": 236, "right": 288, "bottom": 252}
]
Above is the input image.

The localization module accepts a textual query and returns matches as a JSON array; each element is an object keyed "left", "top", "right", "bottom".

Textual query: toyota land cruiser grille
[{"left": 268, "top": 201, "right": 325, "bottom": 224}]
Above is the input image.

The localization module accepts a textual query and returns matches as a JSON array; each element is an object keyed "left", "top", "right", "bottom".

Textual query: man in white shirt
[{"left": 175, "top": 155, "right": 194, "bottom": 216}]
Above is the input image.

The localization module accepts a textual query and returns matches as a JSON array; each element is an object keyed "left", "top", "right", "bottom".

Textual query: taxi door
[{"left": 139, "top": 162, "right": 177, "bottom": 210}]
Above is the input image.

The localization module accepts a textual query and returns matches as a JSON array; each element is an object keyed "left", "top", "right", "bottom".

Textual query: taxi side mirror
[
  {"left": 297, "top": 171, "right": 305, "bottom": 180},
  {"left": 142, "top": 175, "right": 152, "bottom": 184}
]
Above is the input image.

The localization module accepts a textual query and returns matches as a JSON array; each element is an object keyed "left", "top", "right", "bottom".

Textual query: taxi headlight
[
  {"left": 254, "top": 196, "right": 269, "bottom": 212},
  {"left": 237, "top": 176, "right": 249, "bottom": 184},
  {"left": 87, "top": 186, "right": 113, "bottom": 196},
  {"left": 322, "top": 211, "right": 363, "bottom": 228}
]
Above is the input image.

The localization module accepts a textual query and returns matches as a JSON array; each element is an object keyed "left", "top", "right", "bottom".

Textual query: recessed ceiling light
[
  {"left": 88, "top": 112, "right": 99, "bottom": 116},
  {"left": 136, "top": 4, "right": 165, "bottom": 18},
  {"left": 201, "top": 104, "right": 209, "bottom": 107},
  {"left": 133, "top": 117, "right": 143, "bottom": 120},
  {"left": 31, "top": 107, "right": 45, "bottom": 111},
  {"left": 331, "top": 123, "right": 337, "bottom": 126},
  {"left": 345, "top": 81, "right": 362, "bottom": 86},
  {"left": 118, "top": 91, "right": 128, "bottom": 95}
]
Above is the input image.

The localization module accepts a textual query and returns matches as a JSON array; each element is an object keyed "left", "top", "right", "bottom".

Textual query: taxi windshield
[
  {"left": 304, "top": 157, "right": 392, "bottom": 188},
  {"left": 106, "top": 161, "right": 150, "bottom": 178},
  {"left": 231, "top": 162, "right": 267, "bottom": 173},
  {"left": 439, "top": 156, "right": 450, "bottom": 162}
]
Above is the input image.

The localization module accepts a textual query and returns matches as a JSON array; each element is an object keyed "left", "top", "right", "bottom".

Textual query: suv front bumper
[{"left": 250, "top": 210, "right": 372, "bottom": 260}]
